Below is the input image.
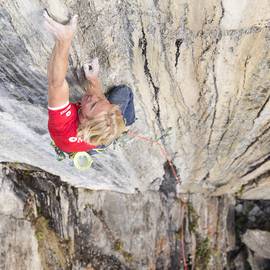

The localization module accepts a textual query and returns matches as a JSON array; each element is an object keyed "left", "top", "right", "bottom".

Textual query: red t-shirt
[{"left": 48, "top": 102, "right": 96, "bottom": 153}]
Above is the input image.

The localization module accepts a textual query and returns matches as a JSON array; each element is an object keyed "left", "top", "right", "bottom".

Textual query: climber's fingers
[
  {"left": 83, "top": 58, "right": 99, "bottom": 80},
  {"left": 43, "top": 10, "right": 51, "bottom": 21},
  {"left": 84, "top": 58, "right": 99, "bottom": 73},
  {"left": 43, "top": 20, "right": 58, "bottom": 35},
  {"left": 43, "top": 11, "right": 78, "bottom": 41},
  {"left": 83, "top": 63, "right": 95, "bottom": 80},
  {"left": 91, "top": 57, "right": 99, "bottom": 69},
  {"left": 83, "top": 63, "right": 91, "bottom": 73},
  {"left": 69, "top": 15, "right": 78, "bottom": 29},
  {"left": 43, "top": 11, "right": 78, "bottom": 31},
  {"left": 43, "top": 11, "right": 58, "bottom": 27}
]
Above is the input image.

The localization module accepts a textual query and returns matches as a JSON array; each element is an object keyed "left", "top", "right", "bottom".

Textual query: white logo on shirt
[
  {"left": 68, "top": 137, "right": 83, "bottom": 143},
  {"left": 69, "top": 137, "right": 77, "bottom": 142},
  {"left": 66, "top": 111, "right": 71, "bottom": 117}
]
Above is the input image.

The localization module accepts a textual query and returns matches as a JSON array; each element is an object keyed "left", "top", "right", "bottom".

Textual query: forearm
[
  {"left": 47, "top": 40, "right": 71, "bottom": 88},
  {"left": 47, "top": 40, "right": 71, "bottom": 107},
  {"left": 44, "top": 11, "right": 77, "bottom": 108},
  {"left": 85, "top": 77, "right": 105, "bottom": 98}
]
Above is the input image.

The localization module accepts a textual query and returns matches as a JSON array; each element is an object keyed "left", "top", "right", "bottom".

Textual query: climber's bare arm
[
  {"left": 85, "top": 78, "right": 106, "bottom": 99},
  {"left": 83, "top": 58, "right": 106, "bottom": 99},
  {"left": 47, "top": 42, "right": 70, "bottom": 108},
  {"left": 44, "top": 11, "right": 78, "bottom": 108}
]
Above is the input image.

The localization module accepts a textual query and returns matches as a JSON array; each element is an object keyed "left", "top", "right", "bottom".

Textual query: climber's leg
[
  {"left": 106, "top": 85, "right": 136, "bottom": 126},
  {"left": 44, "top": 11, "right": 78, "bottom": 108}
]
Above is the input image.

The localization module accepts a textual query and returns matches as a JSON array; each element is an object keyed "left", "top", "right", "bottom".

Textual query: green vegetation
[
  {"left": 236, "top": 185, "right": 244, "bottom": 197},
  {"left": 186, "top": 202, "right": 211, "bottom": 269},
  {"left": 33, "top": 216, "right": 72, "bottom": 270},
  {"left": 35, "top": 231, "right": 45, "bottom": 240},
  {"left": 195, "top": 236, "right": 211, "bottom": 269},
  {"left": 84, "top": 203, "right": 95, "bottom": 210},
  {"left": 122, "top": 251, "right": 133, "bottom": 263},
  {"left": 113, "top": 239, "right": 123, "bottom": 251},
  {"left": 187, "top": 202, "right": 199, "bottom": 233},
  {"left": 113, "top": 239, "right": 133, "bottom": 263}
]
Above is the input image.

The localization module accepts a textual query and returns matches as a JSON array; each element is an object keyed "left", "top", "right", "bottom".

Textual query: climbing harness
[
  {"left": 50, "top": 141, "right": 67, "bottom": 161},
  {"left": 50, "top": 141, "right": 106, "bottom": 170}
]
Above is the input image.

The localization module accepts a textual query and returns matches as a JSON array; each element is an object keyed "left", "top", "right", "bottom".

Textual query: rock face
[
  {"left": 0, "top": 162, "right": 238, "bottom": 269},
  {"left": 233, "top": 200, "right": 270, "bottom": 270},
  {"left": 1, "top": 0, "right": 270, "bottom": 269},
  {"left": 0, "top": 162, "right": 182, "bottom": 269},
  {"left": 242, "top": 230, "right": 270, "bottom": 259},
  {"left": 0, "top": 0, "right": 270, "bottom": 196}
]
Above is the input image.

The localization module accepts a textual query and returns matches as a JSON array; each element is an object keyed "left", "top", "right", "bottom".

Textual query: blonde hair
[{"left": 77, "top": 105, "right": 127, "bottom": 146}]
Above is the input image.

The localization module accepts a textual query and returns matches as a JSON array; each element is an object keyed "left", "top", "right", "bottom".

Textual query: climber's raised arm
[
  {"left": 44, "top": 11, "right": 78, "bottom": 109},
  {"left": 47, "top": 45, "right": 70, "bottom": 108},
  {"left": 83, "top": 58, "right": 106, "bottom": 99}
]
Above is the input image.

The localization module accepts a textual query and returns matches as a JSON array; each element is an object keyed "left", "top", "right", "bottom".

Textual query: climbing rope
[
  {"left": 127, "top": 130, "right": 188, "bottom": 270},
  {"left": 127, "top": 130, "right": 181, "bottom": 183}
]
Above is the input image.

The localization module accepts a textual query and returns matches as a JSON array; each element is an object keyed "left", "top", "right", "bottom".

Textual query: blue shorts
[{"left": 106, "top": 85, "right": 135, "bottom": 126}]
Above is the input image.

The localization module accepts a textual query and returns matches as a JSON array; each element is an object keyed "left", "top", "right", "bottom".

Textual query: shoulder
[
  {"left": 48, "top": 102, "right": 79, "bottom": 132},
  {"left": 48, "top": 102, "right": 78, "bottom": 116}
]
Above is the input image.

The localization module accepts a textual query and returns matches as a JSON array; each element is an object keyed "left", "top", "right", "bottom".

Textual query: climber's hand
[
  {"left": 43, "top": 11, "right": 78, "bottom": 42},
  {"left": 83, "top": 58, "right": 100, "bottom": 81}
]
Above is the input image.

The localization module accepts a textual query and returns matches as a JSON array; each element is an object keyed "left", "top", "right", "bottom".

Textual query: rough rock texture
[
  {"left": 185, "top": 194, "right": 236, "bottom": 269},
  {"left": 242, "top": 229, "right": 270, "bottom": 259},
  {"left": 233, "top": 200, "right": 270, "bottom": 270},
  {"left": 0, "top": 162, "right": 238, "bottom": 270},
  {"left": 0, "top": 0, "right": 270, "bottom": 196},
  {"left": 1, "top": 0, "right": 270, "bottom": 269},
  {"left": 0, "top": 162, "right": 181, "bottom": 269}
]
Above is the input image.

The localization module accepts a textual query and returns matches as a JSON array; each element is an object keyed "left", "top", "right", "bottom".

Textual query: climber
[{"left": 44, "top": 11, "right": 135, "bottom": 154}]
